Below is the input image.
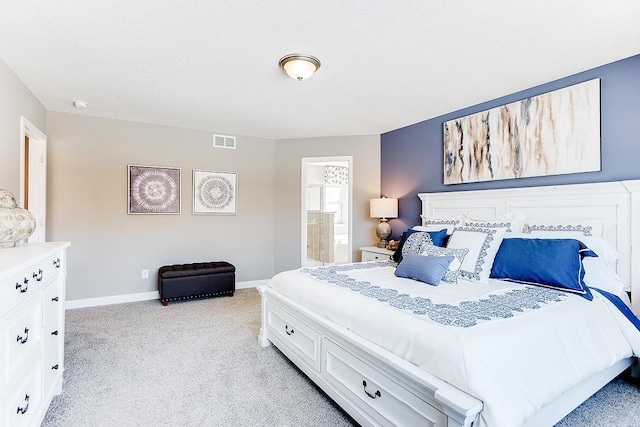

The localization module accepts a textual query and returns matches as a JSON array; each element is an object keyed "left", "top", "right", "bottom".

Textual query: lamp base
[{"left": 375, "top": 220, "right": 391, "bottom": 248}]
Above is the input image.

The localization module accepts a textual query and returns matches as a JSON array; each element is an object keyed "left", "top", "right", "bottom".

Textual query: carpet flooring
[{"left": 42, "top": 288, "right": 640, "bottom": 426}]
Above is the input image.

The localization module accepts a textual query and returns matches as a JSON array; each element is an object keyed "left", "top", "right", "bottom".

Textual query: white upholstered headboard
[{"left": 418, "top": 180, "right": 640, "bottom": 314}]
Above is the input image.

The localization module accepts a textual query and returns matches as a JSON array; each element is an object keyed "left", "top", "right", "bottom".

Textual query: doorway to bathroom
[{"left": 301, "top": 157, "right": 352, "bottom": 267}]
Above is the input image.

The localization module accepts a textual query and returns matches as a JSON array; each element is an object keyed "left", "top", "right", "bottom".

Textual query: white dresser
[{"left": 0, "top": 242, "right": 70, "bottom": 427}]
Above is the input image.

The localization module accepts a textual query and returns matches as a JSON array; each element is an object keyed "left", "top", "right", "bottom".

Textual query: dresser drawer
[
  {"left": 0, "top": 250, "right": 62, "bottom": 316},
  {"left": 2, "top": 360, "right": 43, "bottom": 427},
  {"left": 0, "top": 299, "right": 43, "bottom": 388},
  {"left": 43, "top": 278, "right": 64, "bottom": 328},
  {"left": 43, "top": 332, "right": 63, "bottom": 396},
  {"left": 266, "top": 301, "right": 322, "bottom": 372},
  {"left": 323, "top": 339, "right": 447, "bottom": 427}
]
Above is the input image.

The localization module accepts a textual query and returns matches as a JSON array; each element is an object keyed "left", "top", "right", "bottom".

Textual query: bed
[{"left": 258, "top": 180, "right": 640, "bottom": 427}]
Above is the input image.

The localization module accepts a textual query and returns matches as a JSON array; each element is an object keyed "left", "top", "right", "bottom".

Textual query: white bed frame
[{"left": 259, "top": 179, "right": 640, "bottom": 427}]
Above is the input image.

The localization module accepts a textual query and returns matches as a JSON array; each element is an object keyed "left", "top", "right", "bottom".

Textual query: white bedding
[{"left": 268, "top": 261, "right": 640, "bottom": 427}]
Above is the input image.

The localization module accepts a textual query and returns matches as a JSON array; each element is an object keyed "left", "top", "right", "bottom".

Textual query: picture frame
[
  {"left": 443, "top": 78, "right": 601, "bottom": 185},
  {"left": 193, "top": 169, "right": 238, "bottom": 215},
  {"left": 128, "top": 165, "right": 181, "bottom": 214}
]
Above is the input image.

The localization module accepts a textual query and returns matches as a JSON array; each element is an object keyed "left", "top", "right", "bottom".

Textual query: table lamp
[{"left": 370, "top": 197, "right": 398, "bottom": 248}]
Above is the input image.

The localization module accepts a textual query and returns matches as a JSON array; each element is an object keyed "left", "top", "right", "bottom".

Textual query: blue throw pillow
[
  {"left": 395, "top": 253, "right": 454, "bottom": 286},
  {"left": 393, "top": 228, "right": 448, "bottom": 262},
  {"left": 490, "top": 238, "right": 597, "bottom": 300}
]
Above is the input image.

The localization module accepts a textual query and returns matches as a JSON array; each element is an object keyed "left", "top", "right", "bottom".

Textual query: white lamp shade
[{"left": 370, "top": 197, "right": 398, "bottom": 219}]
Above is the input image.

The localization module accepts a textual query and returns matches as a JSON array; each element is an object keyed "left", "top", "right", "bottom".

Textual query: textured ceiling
[{"left": 1, "top": 1, "right": 639, "bottom": 140}]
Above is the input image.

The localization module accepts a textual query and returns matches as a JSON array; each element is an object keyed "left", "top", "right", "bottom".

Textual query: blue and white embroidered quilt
[{"left": 302, "top": 261, "right": 567, "bottom": 327}]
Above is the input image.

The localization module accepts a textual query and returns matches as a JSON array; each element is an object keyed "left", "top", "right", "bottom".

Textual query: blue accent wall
[{"left": 381, "top": 54, "right": 640, "bottom": 238}]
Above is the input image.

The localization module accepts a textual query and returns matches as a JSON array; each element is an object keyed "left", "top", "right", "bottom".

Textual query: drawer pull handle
[
  {"left": 52, "top": 296, "right": 59, "bottom": 302},
  {"left": 17, "top": 327, "right": 29, "bottom": 344},
  {"left": 285, "top": 325, "right": 295, "bottom": 336},
  {"left": 17, "top": 394, "right": 30, "bottom": 415},
  {"left": 362, "top": 380, "right": 381, "bottom": 399},
  {"left": 16, "top": 278, "right": 29, "bottom": 293},
  {"left": 33, "top": 269, "right": 43, "bottom": 281},
  {"left": 52, "top": 364, "right": 59, "bottom": 370},
  {"left": 53, "top": 258, "right": 61, "bottom": 268},
  {"left": 52, "top": 330, "right": 59, "bottom": 336}
]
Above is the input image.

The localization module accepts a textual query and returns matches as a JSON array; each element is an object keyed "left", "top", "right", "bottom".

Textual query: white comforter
[{"left": 268, "top": 262, "right": 640, "bottom": 427}]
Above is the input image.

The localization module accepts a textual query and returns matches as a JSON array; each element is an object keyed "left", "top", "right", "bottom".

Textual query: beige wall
[
  {"left": 47, "top": 112, "right": 276, "bottom": 301},
  {"left": 274, "top": 135, "right": 381, "bottom": 273},
  {"left": 0, "top": 59, "right": 47, "bottom": 195},
  {"left": 1, "top": 62, "right": 383, "bottom": 302}
]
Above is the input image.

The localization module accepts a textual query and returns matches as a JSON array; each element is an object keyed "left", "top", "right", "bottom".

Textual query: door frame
[
  {"left": 19, "top": 116, "right": 47, "bottom": 242},
  {"left": 301, "top": 156, "right": 353, "bottom": 267}
]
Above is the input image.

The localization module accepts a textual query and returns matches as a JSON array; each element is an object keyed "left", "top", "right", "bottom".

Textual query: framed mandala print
[
  {"left": 193, "top": 170, "right": 237, "bottom": 215},
  {"left": 128, "top": 165, "right": 181, "bottom": 214}
]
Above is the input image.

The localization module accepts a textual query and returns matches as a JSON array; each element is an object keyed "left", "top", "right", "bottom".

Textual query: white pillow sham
[
  {"left": 446, "top": 226, "right": 506, "bottom": 283},
  {"left": 418, "top": 215, "right": 464, "bottom": 234},
  {"left": 463, "top": 211, "right": 525, "bottom": 234},
  {"left": 522, "top": 220, "right": 612, "bottom": 238}
]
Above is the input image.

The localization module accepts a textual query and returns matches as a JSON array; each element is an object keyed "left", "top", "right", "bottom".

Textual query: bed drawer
[
  {"left": 323, "top": 338, "right": 447, "bottom": 427},
  {"left": 266, "top": 301, "right": 322, "bottom": 372}
]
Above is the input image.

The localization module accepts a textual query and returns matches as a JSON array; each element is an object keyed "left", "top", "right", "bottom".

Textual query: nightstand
[{"left": 360, "top": 246, "right": 394, "bottom": 262}]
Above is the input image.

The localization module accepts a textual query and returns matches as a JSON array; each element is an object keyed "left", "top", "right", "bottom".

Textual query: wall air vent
[{"left": 213, "top": 134, "right": 236, "bottom": 149}]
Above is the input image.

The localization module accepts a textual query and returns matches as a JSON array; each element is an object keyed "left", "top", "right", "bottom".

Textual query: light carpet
[{"left": 43, "top": 288, "right": 640, "bottom": 426}]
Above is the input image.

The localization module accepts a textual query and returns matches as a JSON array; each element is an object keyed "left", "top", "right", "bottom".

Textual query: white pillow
[
  {"left": 581, "top": 257, "right": 626, "bottom": 300},
  {"left": 446, "top": 226, "right": 506, "bottom": 283},
  {"left": 419, "top": 215, "right": 464, "bottom": 234},
  {"left": 523, "top": 220, "right": 611, "bottom": 238},
  {"left": 463, "top": 212, "right": 525, "bottom": 234}
]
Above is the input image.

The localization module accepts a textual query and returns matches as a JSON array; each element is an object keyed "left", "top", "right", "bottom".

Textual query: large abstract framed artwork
[
  {"left": 443, "top": 78, "right": 601, "bottom": 185},
  {"left": 193, "top": 170, "right": 237, "bottom": 215},
  {"left": 128, "top": 165, "right": 181, "bottom": 214}
]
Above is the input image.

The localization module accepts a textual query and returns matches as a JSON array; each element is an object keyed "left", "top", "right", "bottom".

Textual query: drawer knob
[
  {"left": 52, "top": 296, "right": 59, "bottom": 302},
  {"left": 52, "top": 330, "right": 59, "bottom": 336},
  {"left": 17, "top": 394, "right": 30, "bottom": 415},
  {"left": 52, "top": 364, "right": 59, "bottom": 370},
  {"left": 53, "top": 258, "right": 61, "bottom": 268},
  {"left": 285, "top": 325, "right": 295, "bottom": 336},
  {"left": 33, "top": 269, "right": 43, "bottom": 281},
  {"left": 362, "top": 380, "right": 381, "bottom": 399},
  {"left": 17, "top": 327, "right": 29, "bottom": 344},
  {"left": 15, "top": 278, "right": 29, "bottom": 293}
]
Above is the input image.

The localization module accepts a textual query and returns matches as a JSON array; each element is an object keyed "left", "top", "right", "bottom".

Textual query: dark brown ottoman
[{"left": 158, "top": 262, "right": 235, "bottom": 306}]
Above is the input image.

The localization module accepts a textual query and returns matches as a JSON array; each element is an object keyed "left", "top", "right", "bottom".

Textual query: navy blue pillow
[
  {"left": 393, "top": 228, "right": 448, "bottom": 263},
  {"left": 490, "top": 238, "right": 597, "bottom": 300},
  {"left": 395, "top": 253, "right": 454, "bottom": 286},
  {"left": 428, "top": 229, "right": 448, "bottom": 247}
]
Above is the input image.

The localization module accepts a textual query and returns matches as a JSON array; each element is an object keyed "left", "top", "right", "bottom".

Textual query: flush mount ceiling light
[
  {"left": 279, "top": 54, "right": 321, "bottom": 81},
  {"left": 73, "top": 100, "right": 88, "bottom": 108}
]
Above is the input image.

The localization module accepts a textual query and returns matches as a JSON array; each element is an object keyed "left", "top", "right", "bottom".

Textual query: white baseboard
[
  {"left": 236, "top": 279, "right": 269, "bottom": 289},
  {"left": 65, "top": 279, "right": 269, "bottom": 310}
]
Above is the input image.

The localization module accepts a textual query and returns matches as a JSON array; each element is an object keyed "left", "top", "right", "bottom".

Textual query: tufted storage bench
[{"left": 158, "top": 262, "right": 235, "bottom": 306}]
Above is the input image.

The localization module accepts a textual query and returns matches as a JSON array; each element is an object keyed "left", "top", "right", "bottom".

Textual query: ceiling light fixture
[
  {"left": 73, "top": 100, "right": 88, "bottom": 108},
  {"left": 279, "top": 54, "right": 321, "bottom": 81}
]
